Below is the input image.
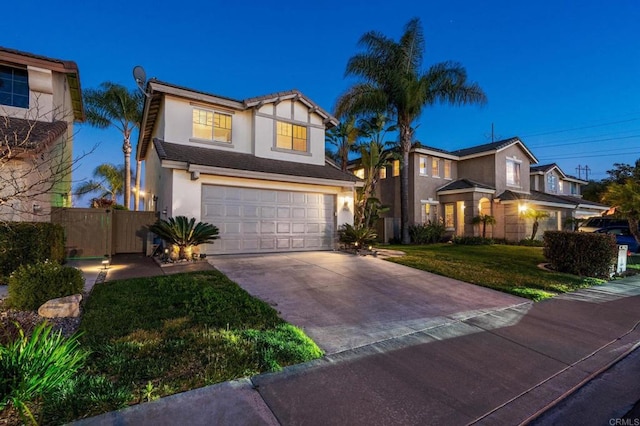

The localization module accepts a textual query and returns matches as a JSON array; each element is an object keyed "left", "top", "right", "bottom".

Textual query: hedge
[
  {"left": 543, "top": 231, "right": 618, "bottom": 278},
  {"left": 0, "top": 222, "right": 66, "bottom": 282}
]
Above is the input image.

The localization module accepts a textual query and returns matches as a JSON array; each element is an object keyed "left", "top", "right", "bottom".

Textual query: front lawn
[
  {"left": 38, "top": 271, "right": 322, "bottom": 424},
  {"left": 386, "top": 244, "right": 603, "bottom": 301}
]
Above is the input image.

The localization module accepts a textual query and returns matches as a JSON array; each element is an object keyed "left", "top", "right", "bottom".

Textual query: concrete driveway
[{"left": 212, "top": 251, "right": 528, "bottom": 354}]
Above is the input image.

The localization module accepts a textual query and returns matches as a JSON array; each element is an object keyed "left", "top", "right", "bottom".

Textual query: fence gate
[{"left": 51, "top": 208, "right": 157, "bottom": 258}]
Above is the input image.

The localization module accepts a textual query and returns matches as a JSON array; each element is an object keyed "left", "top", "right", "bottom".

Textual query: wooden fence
[{"left": 51, "top": 208, "right": 157, "bottom": 258}]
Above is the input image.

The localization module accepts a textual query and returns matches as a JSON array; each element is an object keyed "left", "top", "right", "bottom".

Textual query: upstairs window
[
  {"left": 392, "top": 160, "right": 400, "bottom": 177},
  {"left": 506, "top": 159, "right": 521, "bottom": 186},
  {"left": 379, "top": 167, "right": 387, "bottom": 179},
  {"left": 432, "top": 158, "right": 440, "bottom": 177},
  {"left": 0, "top": 65, "right": 29, "bottom": 108},
  {"left": 419, "top": 156, "right": 428, "bottom": 175},
  {"left": 276, "top": 121, "right": 307, "bottom": 152},
  {"left": 444, "top": 160, "right": 452, "bottom": 179},
  {"left": 353, "top": 168, "right": 365, "bottom": 179},
  {"left": 547, "top": 173, "right": 557, "bottom": 192},
  {"left": 193, "top": 108, "right": 232, "bottom": 143}
]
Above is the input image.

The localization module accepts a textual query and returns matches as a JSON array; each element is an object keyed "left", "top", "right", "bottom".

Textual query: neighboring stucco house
[
  {"left": 0, "top": 47, "right": 83, "bottom": 222},
  {"left": 356, "top": 137, "right": 607, "bottom": 242},
  {"left": 137, "top": 80, "right": 358, "bottom": 255}
]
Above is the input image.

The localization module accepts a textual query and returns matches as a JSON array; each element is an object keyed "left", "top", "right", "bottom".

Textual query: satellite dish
[{"left": 133, "top": 66, "right": 150, "bottom": 97}]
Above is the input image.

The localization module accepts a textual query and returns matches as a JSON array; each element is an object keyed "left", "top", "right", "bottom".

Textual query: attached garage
[{"left": 202, "top": 185, "right": 335, "bottom": 254}]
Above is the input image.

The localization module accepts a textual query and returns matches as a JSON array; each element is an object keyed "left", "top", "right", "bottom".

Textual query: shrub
[
  {"left": 338, "top": 223, "right": 377, "bottom": 247},
  {"left": 7, "top": 261, "right": 84, "bottom": 311},
  {"left": 518, "top": 239, "right": 545, "bottom": 247},
  {"left": 150, "top": 216, "right": 219, "bottom": 260},
  {"left": 0, "top": 222, "right": 65, "bottom": 283},
  {"left": 0, "top": 323, "right": 88, "bottom": 425},
  {"left": 452, "top": 236, "right": 495, "bottom": 245},
  {"left": 409, "top": 222, "right": 446, "bottom": 244},
  {"left": 543, "top": 231, "right": 618, "bottom": 278}
]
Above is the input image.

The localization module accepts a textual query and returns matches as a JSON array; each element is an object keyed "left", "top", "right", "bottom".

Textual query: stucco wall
[
  {"left": 161, "top": 95, "right": 252, "bottom": 153},
  {"left": 168, "top": 171, "right": 353, "bottom": 227},
  {"left": 458, "top": 155, "right": 496, "bottom": 188}
]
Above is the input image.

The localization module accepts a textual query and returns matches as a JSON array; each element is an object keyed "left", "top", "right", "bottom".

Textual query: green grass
[
  {"left": 39, "top": 271, "right": 322, "bottom": 423},
  {"left": 386, "top": 244, "right": 604, "bottom": 301}
]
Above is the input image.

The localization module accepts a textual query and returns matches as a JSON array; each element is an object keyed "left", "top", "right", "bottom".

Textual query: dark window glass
[{"left": 0, "top": 65, "right": 29, "bottom": 108}]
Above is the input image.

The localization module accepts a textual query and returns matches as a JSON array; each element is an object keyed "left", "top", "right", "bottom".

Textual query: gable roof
[
  {"left": 154, "top": 139, "right": 359, "bottom": 184},
  {"left": 451, "top": 137, "right": 538, "bottom": 163},
  {"left": 138, "top": 80, "right": 338, "bottom": 161},
  {"left": 0, "top": 46, "right": 84, "bottom": 121},
  {"left": 437, "top": 178, "right": 495, "bottom": 193},
  {"left": 0, "top": 116, "right": 67, "bottom": 157}
]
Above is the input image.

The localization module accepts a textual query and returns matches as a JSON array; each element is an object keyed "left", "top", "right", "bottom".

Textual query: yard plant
[
  {"left": 387, "top": 244, "right": 602, "bottom": 301},
  {"left": 150, "top": 216, "right": 219, "bottom": 260},
  {"left": 34, "top": 271, "right": 322, "bottom": 423}
]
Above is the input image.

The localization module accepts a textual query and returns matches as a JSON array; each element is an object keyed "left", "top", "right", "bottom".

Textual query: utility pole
[{"left": 576, "top": 165, "right": 590, "bottom": 180}]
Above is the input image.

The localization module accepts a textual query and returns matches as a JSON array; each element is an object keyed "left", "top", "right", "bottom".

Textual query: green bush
[
  {"left": 0, "top": 222, "right": 65, "bottom": 282},
  {"left": 338, "top": 223, "right": 377, "bottom": 247},
  {"left": 7, "top": 261, "right": 84, "bottom": 311},
  {"left": 0, "top": 323, "right": 88, "bottom": 425},
  {"left": 543, "top": 231, "right": 618, "bottom": 278},
  {"left": 452, "top": 236, "right": 495, "bottom": 245},
  {"left": 518, "top": 238, "right": 545, "bottom": 247},
  {"left": 409, "top": 222, "right": 446, "bottom": 244}
]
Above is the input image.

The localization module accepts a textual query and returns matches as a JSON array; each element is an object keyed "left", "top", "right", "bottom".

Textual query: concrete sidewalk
[{"left": 74, "top": 256, "right": 640, "bottom": 426}]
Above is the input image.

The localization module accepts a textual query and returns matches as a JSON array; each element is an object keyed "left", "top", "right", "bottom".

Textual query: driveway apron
[{"left": 212, "top": 251, "right": 528, "bottom": 354}]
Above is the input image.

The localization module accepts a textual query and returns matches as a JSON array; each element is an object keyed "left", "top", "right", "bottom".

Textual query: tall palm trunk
[
  {"left": 123, "top": 131, "right": 132, "bottom": 210},
  {"left": 134, "top": 160, "right": 142, "bottom": 211},
  {"left": 400, "top": 123, "right": 412, "bottom": 244}
]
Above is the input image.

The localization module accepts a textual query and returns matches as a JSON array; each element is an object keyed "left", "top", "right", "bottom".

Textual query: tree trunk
[
  {"left": 400, "top": 124, "right": 412, "bottom": 244},
  {"left": 482, "top": 221, "right": 487, "bottom": 238},
  {"left": 531, "top": 221, "right": 539, "bottom": 240},
  {"left": 628, "top": 216, "right": 640, "bottom": 244},
  {"left": 134, "top": 159, "right": 142, "bottom": 211},
  {"left": 123, "top": 135, "right": 132, "bottom": 210}
]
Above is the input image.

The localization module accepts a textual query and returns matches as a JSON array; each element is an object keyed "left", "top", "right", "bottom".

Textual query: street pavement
[{"left": 74, "top": 251, "right": 640, "bottom": 426}]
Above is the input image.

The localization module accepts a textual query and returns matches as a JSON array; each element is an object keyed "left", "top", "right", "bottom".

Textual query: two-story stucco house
[
  {"left": 361, "top": 137, "right": 607, "bottom": 242},
  {"left": 136, "top": 80, "right": 358, "bottom": 255},
  {"left": 0, "top": 47, "right": 83, "bottom": 222}
]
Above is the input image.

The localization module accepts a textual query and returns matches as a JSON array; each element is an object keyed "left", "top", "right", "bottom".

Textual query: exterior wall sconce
[
  {"left": 33, "top": 203, "right": 42, "bottom": 213},
  {"left": 518, "top": 203, "right": 529, "bottom": 214},
  {"left": 162, "top": 207, "right": 168, "bottom": 216}
]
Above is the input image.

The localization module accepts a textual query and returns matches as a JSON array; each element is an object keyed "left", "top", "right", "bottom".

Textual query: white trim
[
  {"left": 149, "top": 81, "right": 244, "bottom": 110},
  {"left": 412, "top": 148, "right": 458, "bottom": 161},
  {"left": 438, "top": 187, "right": 496, "bottom": 196},
  {"left": 498, "top": 199, "right": 575, "bottom": 209},
  {"left": 420, "top": 199, "right": 440, "bottom": 204},
  {"left": 161, "top": 160, "right": 359, "bottom": 188}
]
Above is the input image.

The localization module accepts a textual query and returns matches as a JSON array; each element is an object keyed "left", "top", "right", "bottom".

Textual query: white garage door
[{"left": 201, "top": 185, "right": 335, "bottom": 254}]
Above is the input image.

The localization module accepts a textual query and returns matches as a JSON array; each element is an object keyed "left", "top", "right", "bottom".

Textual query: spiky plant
[
  {"left": 149, "top": 216, "right": 219, "bottom": 260},
  {"left": 338, "top": 223, "right": 378, "bottom": 248},
  {"left": 0, "top": 323, "right": 88, "bottom": 425}
]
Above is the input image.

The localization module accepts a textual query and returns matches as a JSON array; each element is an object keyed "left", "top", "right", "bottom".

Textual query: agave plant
[{"left": 149, "top": 216, "right": 219, "bottom": 260}]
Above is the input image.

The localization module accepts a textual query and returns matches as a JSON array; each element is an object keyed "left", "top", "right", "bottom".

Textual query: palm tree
[
  {"left": 83, "top": 82, "right": 143, "bottom": 210},
  {"left": 522, "top": 209, "right": 550, "bottom": 240},
  {"left": 355, "top": 113, "right": 396, "bottom": 228},
  {"left": 603, "top": 180, "right": 640, "bottom": 243},
  {"left": 75, "top": 163, "right": 127, "bottom": 204},
  {"left": 471, "top": 214, "right": 496, "bottom": 238},
  {"left": 335, "top": 18, "right": 487, "bottom": 244},
  {"left": 325, "top": 116, "right": 359, "bottom": 171}
]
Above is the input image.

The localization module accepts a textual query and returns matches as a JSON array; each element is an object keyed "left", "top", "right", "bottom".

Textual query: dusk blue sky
[{"left": 5, "top": 0, "right": 639, "bottom": 206}]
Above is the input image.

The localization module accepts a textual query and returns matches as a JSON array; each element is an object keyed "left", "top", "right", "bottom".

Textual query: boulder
[{"left": 38, "top": 294, "right": 83, "bottom": 318}]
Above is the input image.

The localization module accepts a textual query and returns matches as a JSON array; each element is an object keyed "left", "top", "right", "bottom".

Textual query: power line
[
  {"left": 528, "top": 134, "right": 640, "bottom": 149},
  {"left": 538, "top": 150, "right": 640, "bottom": 161},
  {"left": 519, "top": 116, "right": 640, "bottom": 138}
]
